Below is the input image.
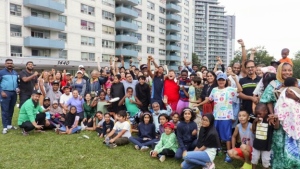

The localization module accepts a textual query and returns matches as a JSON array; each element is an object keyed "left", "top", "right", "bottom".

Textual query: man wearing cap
[
  {"left": 19, "top": 61, "right": 39, "bottom": 108},
  {"left": 18, "top": 90, "right": 50, "bottom": 135},
  {"left": 78, "top": 65, "right": 89, "bottom": 81},
  {"left": 60, "top": 85, "right": 72, "bottom": 108},
  {"left": 44, "top": 80, "right": 62, "bottom": 104},
  {"left": 0, "top": 59, "right": 19, "bottom": 134}
]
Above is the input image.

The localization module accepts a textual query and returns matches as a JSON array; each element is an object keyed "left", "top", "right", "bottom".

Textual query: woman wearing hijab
[{"left": 181, "top": 114, "right": 220, "bottom": 169}]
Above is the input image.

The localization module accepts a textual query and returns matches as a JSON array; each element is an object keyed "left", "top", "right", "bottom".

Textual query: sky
[{"left": 218, "top": 0, "right": 300, "bottom": 59}]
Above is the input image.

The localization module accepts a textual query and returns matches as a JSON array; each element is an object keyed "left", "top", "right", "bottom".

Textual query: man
[
  {"left": 140, "top": 64, "right": 148, "bottom": 73},
  {"left": 78, "top": 65, "right": 89, "bottom": 81},
  {"left": 86, "top": 70, "right": 107, "bottom": 97},
  {"left": 19, "top": 61, "right": 38, "bottom": 108},
  {"left": 200, "top": 66, "right": 207, "bottom": 73},
  {"left": 17, "top": 90, "right": 49, "bottom": 136},
  {"left": 238, "top": 60, "right": 261, "bottom": 115},
  {"left": 60, "top": 86, "right": 72, "bottom": 107},
  {"left": 279, "top": 48, "right": 293, "bottom": 66},
  {"left": 151, "top": 97, "right": 171, "bottom": 133},
  {"left": 0, "top": 59, "right": 19, "bottom": 134},
  {"left": 122, "top": 73, "right": 138, "bottom": 96},
  {"left": 44, "top": 80, "right": 62, "bottom": 104},
  {"left": 42, "top": 97, "right": 51, "bottom": 109}
]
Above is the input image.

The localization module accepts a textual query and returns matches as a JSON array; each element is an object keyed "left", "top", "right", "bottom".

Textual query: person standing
[
  {"left": 19, "top": 61, "right": 38, "bottom": 108},
  {"left": 0, "top": 59, "right": 19, "bottom": 134}
]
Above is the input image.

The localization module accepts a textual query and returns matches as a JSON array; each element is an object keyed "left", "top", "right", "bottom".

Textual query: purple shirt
[{"left": 65, "top": 97, "right": 84, "bottom": 113}]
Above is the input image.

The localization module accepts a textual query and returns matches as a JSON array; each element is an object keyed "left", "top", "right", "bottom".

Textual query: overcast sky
[{"left": 218, "top": 0, "right": 300, "bottom": 59}]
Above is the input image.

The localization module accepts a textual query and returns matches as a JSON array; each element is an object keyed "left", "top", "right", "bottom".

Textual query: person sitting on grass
[
  {"left": 227, "top": 110, "right": 254, "bottom": 169},
  {"left": 56, "top": 106, "right": 81, "bottom": 134},
  {"left": 18, "top": 90, "right": 50, "bottom": 136},
  {"left": 82, "top": 93, "right": 98, "bottom": 130},
  {"left": 99, "top": 113, "right": 114, "bottom": 138},
  {"left": 48, "top": 100, "right": 64, "bottom": 128},
  {"left": 104, "top": 110, "right": 131, "bottom": 148},
  {"left": 150, "top": 122, "right": 178, "bottom": 162},
  {"left": 181, "top": 114, "right": 221, "bottom": 169},
  {"left": 170, "top": 112, "right": 180, "bottom": 134},
  {"left": 129, "top": 112, "right": 158, "bottom": 151},
  {"left": 157, "top": 113, "right": 170, "bottom": 139}
]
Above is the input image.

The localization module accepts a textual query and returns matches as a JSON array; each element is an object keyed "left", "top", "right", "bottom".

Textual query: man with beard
[
  {"left": 18, "top": 90, "right": 50, "bottom": 136},
  {"left": 19, "top": 61, "right": 38, "bottom": 108},
  {"left": 42, "top": 97, "right": 51, "bottom": 109},
  {"left": 0, "top": 59, "right": 19, "bottom": 134}
]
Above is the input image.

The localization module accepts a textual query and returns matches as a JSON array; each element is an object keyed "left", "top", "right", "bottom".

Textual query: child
[
  {"left": 118, "top": 87, "right": 142, "bottom": 117},
  {"left": 170, "top": 113, "right": 180, "bottom": 130},
  {"left": 129, "top": 112, "right": 158, "bottom": 151},
  {"left": 56, "top": 106, "right": 81, "bottom": 134},
  {"left": 49, "top": 100, "right": 64, "bottom": 127},
  {"left": 163, "top": 70, "right": 180, "bottom": 112},
  {"left": 251, "top": 103, "right": 279, "bottom": 169},
  {"left": 157, "top": 113, "right": 170, "bottom": 138},
  {"left": 175, "top": 108, "right": 198, "bottom": 160},
  {"left": 97, "top": 91, "right": 111, "bottom": 114},
  {"left": 150, "top": 122, "right": 178, "bottom": 162},
  {"left": 176, "top": 70, "right": 190, "bottom": 114},
  {"left": 105, "top": 110, "right": 131, "bottom": 148},
  {"left": 105, "top": 88, "right": 111, "bottom": 101},
  {"left": 100, "top": 113, "right": 114, "bottom": 138},
  {"left": 227, "top": 110, "right": 254, "bottom": 169}
]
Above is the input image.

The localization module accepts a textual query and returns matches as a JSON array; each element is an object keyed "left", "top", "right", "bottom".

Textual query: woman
[
  {"left": 260, "top": 62, "right": 300, "bottom": 169},
  {"left": 38, "top": 71, "right": 48, "bottom": 105},
  {"left": 82, "top": 93, "right": 98, "bottom": 129},
  {"left": 86, "top": 70, "right": 102, "bottom": 97},
  {"left": 64, "top": 90, "right": 85, "bottom": 125},
  {"left": 181, "top": 114, "right": 221, "bottom": 169},
  {"left": 71, "top": 70, "right": 86, "bottom": 97}
]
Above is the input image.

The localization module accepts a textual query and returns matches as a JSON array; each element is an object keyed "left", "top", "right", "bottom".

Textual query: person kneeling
[{"left": 56, "top": 106, "right": 81, "bottom": 134}]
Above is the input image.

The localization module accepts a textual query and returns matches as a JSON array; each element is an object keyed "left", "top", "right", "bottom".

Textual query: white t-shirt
[
  {"left": 60, "top": 93, "right": 73, "bottom": 105},
  {"left": 113, "top": 121, "right": 131, "bottom": 138}
]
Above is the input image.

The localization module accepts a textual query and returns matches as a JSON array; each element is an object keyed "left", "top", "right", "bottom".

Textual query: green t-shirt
[{"left": 18, "top": 99, "right": 44, "bottom": 125}]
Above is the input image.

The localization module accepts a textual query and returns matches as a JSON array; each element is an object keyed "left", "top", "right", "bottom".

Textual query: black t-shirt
[
  {"left": 65, "top": 113, "right": 78, "bottom": 128},
  {"left": 19, "top": 70, "right": 38, "bottom": 95},
  {"left": 253, "top": 119, "right": 274, "bottom": 151},
  {"left": 135, "top": 83, "right": 150, "bottom": 110},
  {"left": 102, "top": 120, "right": 114, "bottom": 135}
]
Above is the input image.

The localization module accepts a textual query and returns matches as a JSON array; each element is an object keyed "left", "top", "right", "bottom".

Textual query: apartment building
[{"left": 0, "top": 0, "right": 194, "bottom": 71}]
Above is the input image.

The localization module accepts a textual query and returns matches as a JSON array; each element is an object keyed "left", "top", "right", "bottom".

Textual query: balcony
[
  {"left": 23, "top": 0, "right": 64, "bottom": 14},
  {"left": 166, "top": 55, "right": 181, "bottom": 62},
  {"left": 115, "top": 21, "right": 138, "bottom": 31},
  {"left": 168, "top": 65, "right": 180, "bottom": 71},
  {"left": 24, "top": 37, "right": 65, "bottom": 49},
  {"left": 115, "top": 7, "right": 138, "bottom": 18},
  {"left": 116, "top": 0, "right": 138, "bottom": 6},
  {"left": 166, "top": 35, "right": 180, "bottom": 42},
  {"left": 166, "top": 24, "right": 181, "bottom": 32},
  {"left": 166, "top": 14, "right": 181, "bottom": 22},
  {"left": 166, "top": 3, "right": 181, "bottom": 13},
  {"left": 115, "top": 48, "right": 138, "bottom": 57},
  {"left": 166, "top": 45, "right": 180, "bottom": 51},
  {"left": 24, "top": 16, "right": 65, "bottom": 31},
  {"left": 167, "top": 0, "right": 181, "bottom": 3},
  {"left": 115, "top": 35, "right": 138, "bottom": 44}
]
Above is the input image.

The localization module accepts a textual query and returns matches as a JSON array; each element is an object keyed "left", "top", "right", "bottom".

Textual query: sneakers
[
  {"left": 203, "top": 162, "right": 215, "bottom": 169},
  {"left": 22, "top": 129, "right": 29, "bottom": 136},
  {"left": 224, "top": 153, "right": 232, "bottom": 163},
  {"left": 140, "top": 146, "right": 149, "bottom": 151},
  {"left": 109, "top": 143, "right": 117, "bottom": 149},
  {"left": 150, "top": 150, "right": 154, "bottom": 156},
  {"left": 2, "top": 128, "right": 8, "bottom": 134},
  {"left": 7, "top": 126, "right": 18, "bottom": 130},
  {"left": 158, "top": 155, "right": 166, "bottom": 162},
  {"left": 134, "top": 145, "right": 140, "bottom": 150},
  {"left": 241, "top": 162, "right": 252, "bottom": 169}
]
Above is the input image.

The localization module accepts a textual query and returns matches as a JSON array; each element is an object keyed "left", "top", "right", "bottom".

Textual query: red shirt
[{"left": 164, "top": 78, "right": 179, "bottom": 102}]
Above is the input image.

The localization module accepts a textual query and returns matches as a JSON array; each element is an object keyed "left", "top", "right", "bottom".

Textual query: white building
[{"left": 0, "top": 0, "right": 194, "bottom": 72}]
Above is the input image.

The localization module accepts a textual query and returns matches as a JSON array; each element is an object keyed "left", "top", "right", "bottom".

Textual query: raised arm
[
  {"left": 250, "top": 48, "right": 256, "bottom": 60},
  {"left": 238, "top": 39, "right": 247, "bottom": 75},
  {"left": 147, "top": 56, "right": 154, "bottom": 79},
  {"left": 121, "top": 55, "right": 124, "bottom": 68}
]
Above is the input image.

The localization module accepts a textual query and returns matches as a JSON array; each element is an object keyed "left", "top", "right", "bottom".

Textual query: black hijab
[{"left": 196, "top": 114, "right": 221, "bottom": 148}]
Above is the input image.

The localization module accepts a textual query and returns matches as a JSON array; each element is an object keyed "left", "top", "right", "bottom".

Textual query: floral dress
[{"left": 260, "top": 80, "right": 300, "bottom": 169}]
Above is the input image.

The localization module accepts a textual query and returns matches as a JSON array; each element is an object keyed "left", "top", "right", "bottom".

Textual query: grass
[{"left": 0, "top": 108, "right": 263, "bottom": 169}]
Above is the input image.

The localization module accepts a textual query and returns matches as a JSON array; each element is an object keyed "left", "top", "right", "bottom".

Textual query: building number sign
[{"left": 57, "top": 61, "right": 70, "bottom": 65}]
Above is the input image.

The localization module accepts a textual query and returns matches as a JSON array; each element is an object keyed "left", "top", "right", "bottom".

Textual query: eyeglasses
[{"left": 246, "top": 66, "right": 255, "bottom": 69}]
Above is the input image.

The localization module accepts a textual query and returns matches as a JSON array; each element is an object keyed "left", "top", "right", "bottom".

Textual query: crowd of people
[{"left": 0, "top": 39, "right": 299, "bottom": 169}]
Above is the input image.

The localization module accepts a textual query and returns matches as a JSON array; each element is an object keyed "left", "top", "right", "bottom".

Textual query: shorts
[
  {"left": 234, "top": 146, "right": 253, "bottom": 160},
  {"left": 214, "top": 120, "right": 232, "bottom": 141}
]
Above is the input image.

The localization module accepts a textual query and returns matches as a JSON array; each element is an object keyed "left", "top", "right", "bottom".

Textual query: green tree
[
  {"left": 192, "top": 53, "right": 202, "bottom": 68},
  {"left": 294, "top": 50, "right": 300, "bottom": 59},
  {"left": 292, "top": 59, "right": 300, "bottom": 79},
  {"left": 230, "top": 46, "right": 275, "bottom": 66}
]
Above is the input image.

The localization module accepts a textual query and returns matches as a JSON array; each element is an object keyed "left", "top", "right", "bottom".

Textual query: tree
[
  {"left": 192, "top": 53, "right": 202, "bottom": 68},
  {"left": 294, "top": 50, "right": 300, "bottom": 60},
  {"left": 230, "top": 46, "right": 275, "bottom": 66},
  {"left": 292, "top": 59, "right": 300, "bottom": 79}
]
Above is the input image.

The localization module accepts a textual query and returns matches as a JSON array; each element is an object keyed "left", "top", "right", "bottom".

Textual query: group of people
[{"left": 0, "top": 39, "right": 299, "bottom": 169}]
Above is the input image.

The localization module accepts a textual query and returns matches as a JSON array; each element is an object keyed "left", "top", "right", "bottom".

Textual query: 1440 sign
[{"left": 57, "top": 61, "right": 70, "bottom": 65}]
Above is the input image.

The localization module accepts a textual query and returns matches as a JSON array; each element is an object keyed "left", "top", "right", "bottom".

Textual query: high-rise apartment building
[
  {"left": 194, "top": 0, "right": 235, "bottom": 70},
  {"left": 0, "top": 0, "right": 194, "bottom": 71}
]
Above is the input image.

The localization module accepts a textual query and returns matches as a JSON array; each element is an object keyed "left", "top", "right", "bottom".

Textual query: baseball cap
[
  {"left": 66, "top": 72, "right": 71, "bottom": 76},
  {"left": 77, "top": 70, "right": 83, "bottom": 74},
  {"left": 217, "top": 73, "right": 228, "bottom": 80},
  {"left": 53, "top": 80, "right": 60, "bottom": 84},
  {"left": 44, "top": 97, "right": 50, "bottom": 101},
  {"left": 32, "top": 90, "right": 42, "bottom": 95},
  {"left": 52, "top": 100, "right": 58, "bottom": 104},
  {"left": 261, "top": 66, "right": 276, "bottom": 74},
  {"left": 79, "top": 65, "right": 85, "bottom": 69},
  {"left": 62, "top": 85, "right": 70, "bottom": 90},
  {"left": 140, "top": 64, "right": 148, "bottom": 70},
  {"left": 163, "top": 122, "right": 175, "bottom": 130},
  {"left": 270, "top": 60, "right": 281, "bottom": 66}
]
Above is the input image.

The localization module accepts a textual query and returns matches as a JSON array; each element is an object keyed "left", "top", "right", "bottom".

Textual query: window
[
  {"left": 58, "top": 15, "right": 67, "bottom": 25},
  {"left": 184, "top": 26, "right": 188, "bottom": 33},
  {"left": 159, "top": 38, "right": 165, "bottom": 45},
  {"left": 81, "top": 36, "right": 95, "bottom": 46},
  {"left": 184, "top": 44, "right": 189, "bottom": 50},
  {"left": 11, "top": 46, "right": 22, "bottom": 57},
  {"left": 81, "top": 20, "right": 95, "bottom": 31},
  {"left": 147, "top": 24, "right": 155, "bottom": 32},
  {"left": 81, "top": 52, "right": 95, "bottom": 61},
  {"left": 132, "top": 20, "right": 142, "bottom": 29},
  {"left": 102, "top": 40, "right": 115, "bottom": 48},
  {"left": 184, "top": 8, "right": 189, "bottom": 15},
  {"left": 147, "top": 47, "right": 154, "bottom": 54},
  {"left": 102, "top": 25, "right": 114, "bottom": 34},
  {"left": 147, "top": 13, "right": 155, "bottom": 21},
  {"left": 159, "top": 28, "right": 165, "bottom": 35},
  {"left": 184, "top": 17, "right": 189, "bottom": 24},
  {"left": 137, "top": 0, "right": 142, "bottom": 5},
  {"left": 58, "top": 33, "right": 67, "bottom": 42},
  {"left": 10, "top": 4, "right": 21, "bottom": 16},
  {"left": 159, "top": 17, "right": 165, "bottom": 24},
  {"left": 31, "top": 9, "right": 50, "bottom": 19},
  {"left": 131, "top": 33, "right": 142, "bottom": 40},
  {"left": 31, "top": 29, "right": 50, "bottom": 39},
  {"left": 102, "top": 0, "right": 115, "bottom": 7},
  {"left": 102, "top": 54, "right": 111, "bottom": 62},
  {"left": 184, "top": 0, "right": 189, "bottom": 6},
  {"left": 59, "top": 50, "right": 67, "bottom": 59},
  {"left": 159, "top": 60, "right": 166, "bottom": 66},
  {"left": 32, "top": 49, "right": 50, "bottom": 57},
  {"left": 133, "top": 7, "right": 142, "bottom": 17},
  {"left": 132, "top": 45, "right": 142, "bottom": 52},
  {"left": 81, "top": 4, "right": 95, "bottom": 15},
  {"left": 10, "top": 24, "right": 22, "bottom": 37},
  {"left": 147, "top": 36, "right": 154, "bottom": 43},
  {"left": 102, "top": 10, "right": 114, "bottom": 20},
  {"left": 147, "top": 1, "right": 155, "bottom": 10},
  {"left": 184, "top": 53, "right": 188, "bottom": 58},
  {"left": 184, "top": 35, "right": 189, "bottom": 41},
  {"left": 159, "top": 6, "right": 165, "bottom": 14},
  {"left": 159, "top": 49, "right": 166, "bottom": 55}
]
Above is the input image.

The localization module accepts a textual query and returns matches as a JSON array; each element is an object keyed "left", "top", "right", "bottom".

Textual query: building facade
[{"left": 0, "top": 0, "right": 194, "bottom": 71}]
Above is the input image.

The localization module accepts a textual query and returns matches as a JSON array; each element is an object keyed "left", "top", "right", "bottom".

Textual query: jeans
[
  {"left": 175, "top": 140, "right": 198, "bottom": 159},
  {"left": 232, "top": 102, "right": 240, "bottom": 128},
  {"left": 159, "top": 149, "right": 175, "bottom": 157},
  {"left": 129, "top": 137, "right": 158, "bottom": 148},
  {"left": 1, "top": 91, "right": 17, "bottom": 128},
  {"left": 181, "top": 151, "right": 211, "bottom": 169},
  {"left": 59, "top": 125, "right": 81, "bottom": 134}
]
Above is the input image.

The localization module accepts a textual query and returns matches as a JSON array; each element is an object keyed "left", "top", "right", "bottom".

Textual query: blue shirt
[
  {"left": 65, "top": 97, "right": 84, "bottom": 113},
  {"left": 0, "top": 68, "right": 18, "bottom": 92}
]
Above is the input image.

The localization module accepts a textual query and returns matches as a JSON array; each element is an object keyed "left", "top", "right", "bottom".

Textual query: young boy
[
  {"left": 99, "top": 113, "right": 114, "bottom": 138},
  {"left": 176, "top": 70, "right": 190, "bottom": 114},
  {"left": 105, "top": 110, "right": 131, "bottom": 148},
  {"left": 252, "top": 103, "right": 279, "bottom": 169},
  {"left": 163, "top": 70, "right": 180, "bottom": 112},
  {"left": 227, "top": 110, "right": 254, "bottom": 169},
  {"left": 150, "top": 122, "right": 178, "bottom": 162}
]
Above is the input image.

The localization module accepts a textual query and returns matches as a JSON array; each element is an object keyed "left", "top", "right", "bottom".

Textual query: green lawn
[{"left": 0, "top": 108, "right": 262, "bottom": 169}]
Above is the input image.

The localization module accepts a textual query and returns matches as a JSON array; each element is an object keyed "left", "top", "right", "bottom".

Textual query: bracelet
[{"left": 241, "top": 46, "right": 245, "bottom": 47}]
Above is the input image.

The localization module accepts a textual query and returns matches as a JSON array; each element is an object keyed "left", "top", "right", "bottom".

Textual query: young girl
[
  {"left": 181, "top": 114, "right": 221, "bottom": 169},
  {"left": 118, "top": 87, "right": 142, "bottom": 117},
  {"left": 100, "top": 113, "right": 114, "bottom": 138},
  {"left": 170, "top": 113, "right": 180, "bottom": 130},
  {"left": 83, "top": 93, "right": 97, "bottom": 130},
  {"left": 175, "top": 108, "right": 198, "bottom": 160},
  {"left": 129, "top": 112, "right": 158, "bottom": 151},
  {"left": 56, "top": 106, "right": 81, "bottom": 134},
  {"left": 49, "top": 100, "right": 64, "bottom": 127},
  {"left": 150, "top": 122, "right": 178, "bottom": 162},
  {"left": 157, "top": 114, "right": 170, "bottom": 138},
  {"left": 97, "top": 91, "right": 111, "bottom": 114}
]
